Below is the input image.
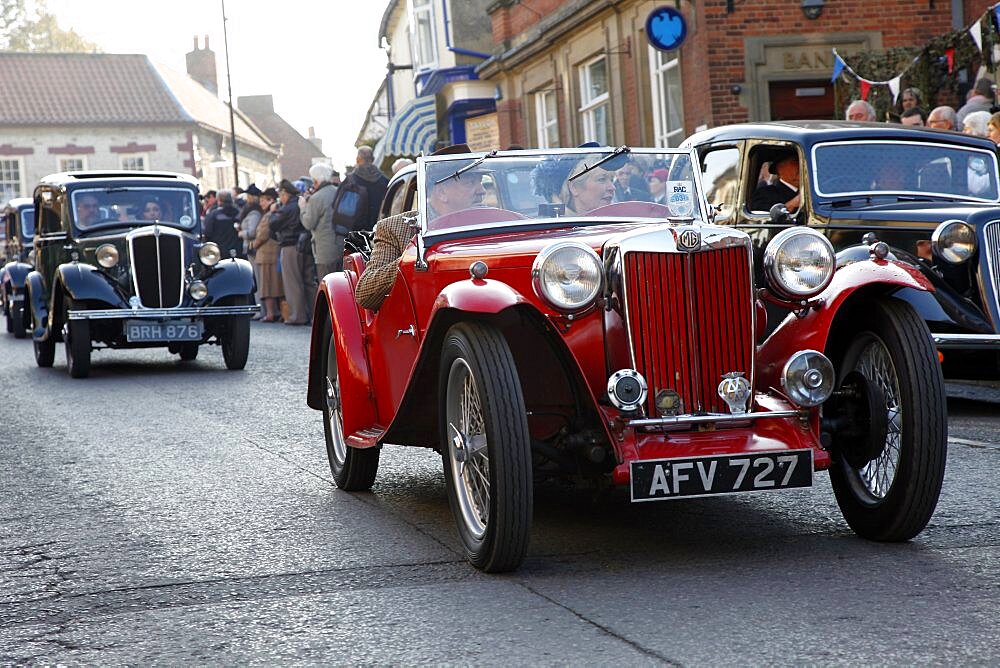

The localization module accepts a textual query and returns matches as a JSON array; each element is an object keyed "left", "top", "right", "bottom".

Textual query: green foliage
[{"left": 0, "top": 0, "right": 100, "bottom": 53}]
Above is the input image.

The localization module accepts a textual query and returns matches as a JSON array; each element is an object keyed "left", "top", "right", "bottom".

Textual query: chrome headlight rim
[
  {"left": 781, "top": 349, "right": 835, "bottom": 408},
  {"left": 188, "top": 280, "right": 208, "bottom": 300},
  {"left": 95, "top": 243, "right": 119, "bottom": 268},
  {"left": 763, "top": 227, "right": 835, "bottom": 300},
  {"left": 531, "top": 241, "right": 604, "bottom": 313},
  {"left": 931, "top": 219, "right": 976, "bottom": 264},
  {"left": 199, "top": 242, "right": 221, "bottom": 267}
]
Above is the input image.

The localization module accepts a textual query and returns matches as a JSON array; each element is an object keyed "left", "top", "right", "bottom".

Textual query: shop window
[
  {"left": 649, "top": 46, "right": 684, "bottom": 147},
  {"left": 0, "top": 158, "right": 24, "bottom": 201},
  {"left": 535, "top": 89, "right": 559, "bottom": 148},
  {"left": 699, "top": 147, "right": 741, "bottom": 223},
  {"left": 578, "top": 56, "right": 610, "bottom": 145}
]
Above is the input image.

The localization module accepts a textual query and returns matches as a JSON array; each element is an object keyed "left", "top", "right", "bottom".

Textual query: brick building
[{"left": 480, "top": 0, "right": 997, "bottom": 149}]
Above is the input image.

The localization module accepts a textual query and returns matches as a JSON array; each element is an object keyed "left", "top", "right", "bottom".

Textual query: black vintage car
[
  {"left": 25, "top": 171, "right": 258, "bottom": 378},
  {"left": 683, "top": 121, "right": 1000, "bottom": 379},
  {"left": 1, "top": 197, "right": 35, "bottom": 338}
]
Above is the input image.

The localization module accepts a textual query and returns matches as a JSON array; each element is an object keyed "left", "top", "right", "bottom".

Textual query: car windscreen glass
[
  {"left": 70, "top": 187, "right": 199, "bottom": 231},
  {"left": 21, "top": 208, "right": 35, "bottom": 239},
  {"left": 421, "top": 149, "right": 703, "bottom": 233},
  {"left": 812, "top": 140, "right": 1000, "bottom": 202}
]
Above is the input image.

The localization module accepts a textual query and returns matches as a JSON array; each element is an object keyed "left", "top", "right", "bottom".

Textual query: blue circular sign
[{"left": 646, "top": 6, "right": 687, "bottom": 52}]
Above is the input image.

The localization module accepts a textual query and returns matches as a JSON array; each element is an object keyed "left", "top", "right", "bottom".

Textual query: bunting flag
[
  {"left": 859, "top": 80, "right": 872, "bottom": 101},
  {"left": 994, "top": 5, "right": 1000, "bottom": 31},
  {"left": 831, "top": 53, "right": 846, "bottom": 82},
  {"left": 971, "top": 21, "right": 984, "bottom": 51},
  {"left": 887, "top": 76, "right": 901, "bottom": 103},
  {"left": 945, "top": 47, "right": 955, "bottom": 73}
]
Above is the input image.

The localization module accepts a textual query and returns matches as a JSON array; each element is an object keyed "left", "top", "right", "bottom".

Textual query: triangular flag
[
  {"left": 994, "top": 6, "right": 1000, "bottom": 31},
  {"left": 946, "top": 47, "right": 955, "bottom": 73},
  {"left": 888, "top": 76, "right": 901, "bottom": 103},
  {"left": 971, "top": 21, "right": 984, "bottom": 52},
  {"left": 831, "top": 52, "right": 846, "bottom": 82},
  {"left": 860, "top": 80, "right": 872, "bottom": 101}
]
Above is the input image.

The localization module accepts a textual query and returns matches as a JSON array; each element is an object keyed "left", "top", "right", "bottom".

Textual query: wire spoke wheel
[
  {"left": 440, "top": 322, "right": 531, "bottom": 572},
  {"left": 829, "top": 298, "right": 947, "bottom": 542}
]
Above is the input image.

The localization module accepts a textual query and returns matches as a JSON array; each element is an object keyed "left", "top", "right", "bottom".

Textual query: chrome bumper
[
  {"left": 67, "top": 305, "right": 260, "bottom": 320},
  {"left": 628, "top": 409, "right": 805, "bottom": 429},
  {"left": 932, "top": 333, "right": 1000, "bottom": 349}
]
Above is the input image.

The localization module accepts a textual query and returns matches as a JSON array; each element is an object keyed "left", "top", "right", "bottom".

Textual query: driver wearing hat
[{"left": 355, "top": 144, "right": 481, "bottom": 311}]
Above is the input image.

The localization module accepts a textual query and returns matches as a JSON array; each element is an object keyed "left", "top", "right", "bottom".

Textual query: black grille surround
[
  {"left": 129, "top": 228, "right": 184, "bottom": 308},
  {"left": 985, "top": 221, "right": 1000, "bottom": 327}
]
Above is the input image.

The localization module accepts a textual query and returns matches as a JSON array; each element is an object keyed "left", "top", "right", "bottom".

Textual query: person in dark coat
[
  {"left": 340, "top": 145, "right": 388, "bottom": 232},
  {"left": 202, "top": 190, "right": 242, "bottom": 258},
  {"left": 749, "top": 156, "right": 800, "bottom": 213},
  {"left": 268, "top": 180, "right": 310, "bottom": 325}
]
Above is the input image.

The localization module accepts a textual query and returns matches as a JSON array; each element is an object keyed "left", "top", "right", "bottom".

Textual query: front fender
[
  {"left": 757, "top": 259, "right": 932, "bottom": 390},
  {"left": 2, "top": 261, "right": 32, "bottom": 289},
  {"left": 25, "top": 271, "right": 48, "bottom": 339},
  {"left": 57, "top": 263, "right": 128, "bottom": 307},
  {"left": 430, "top": 277, "right": 530, "bottom": 317},
  {"left": 205, "top": 258, "right": 255, "bottom": 303},
  {"left": 306, "top": 273, "right": 378, "bottom": 438}
]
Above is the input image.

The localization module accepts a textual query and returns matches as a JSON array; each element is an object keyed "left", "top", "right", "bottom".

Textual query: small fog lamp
[
  {"left": 781, "top": 350, "right": 835, "bottom": 407},
  {"left": 188, "top": 280, "right": 208, "bottom": 300}
]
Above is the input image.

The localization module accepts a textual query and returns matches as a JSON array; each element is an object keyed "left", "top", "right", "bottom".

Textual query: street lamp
[
  {"left": 801, "top": 0, "right": 825, "bottom": 20},
  {"left": 221, "top": 0, "right": 239, "bottom": 188}
]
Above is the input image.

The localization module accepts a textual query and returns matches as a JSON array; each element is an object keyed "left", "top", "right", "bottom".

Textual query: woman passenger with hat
[{"left": 252, "top": 187, "right": 284, "bottom": 322}]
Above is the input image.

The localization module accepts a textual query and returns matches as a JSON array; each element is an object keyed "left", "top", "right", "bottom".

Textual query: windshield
[
  {"left": 70, "top": 186, "right": 199, "bottom": 231},
  {"left": 420, "top": 149, "right": 702, "bottom": 233},
  {"left": 20, "top": 207, "right": 34, "bottom": 239},
  {"left": 812, "top": 140, "right": 1000, "bottom": 202}
]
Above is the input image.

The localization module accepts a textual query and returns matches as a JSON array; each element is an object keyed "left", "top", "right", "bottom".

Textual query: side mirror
[{"left": 769, "top": 203, "right": 794, "bottom": 225}]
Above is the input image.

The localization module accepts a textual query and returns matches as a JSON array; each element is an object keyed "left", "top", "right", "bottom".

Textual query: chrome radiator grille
[
  {"left": 623, "top": 246, "right": 754, "bottom": 416},
  {"left": 130, "top": 232, "right": 183, "bottom": 308},
  {"left": 985, "top": 221, "right": 1000, "bottom": 322}
]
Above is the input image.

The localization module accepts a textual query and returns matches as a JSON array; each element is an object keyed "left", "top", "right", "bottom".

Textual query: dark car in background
[
  {"left": 684, "top": 121, "right": 1000, "bottom": 379},
  {"left": 1, "top": 197, "right": 35, "bottom": 338},
  {"left": 25, "top": 171, "right": 258, "bottom": 378}
]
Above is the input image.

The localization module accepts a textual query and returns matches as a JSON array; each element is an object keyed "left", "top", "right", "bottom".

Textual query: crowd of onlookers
[
  {"left": 200, "top": 145, "right": 389, "bottom": 325},
  {"left": 846, "top": 76, "right": 1000, "bottom": 144}
]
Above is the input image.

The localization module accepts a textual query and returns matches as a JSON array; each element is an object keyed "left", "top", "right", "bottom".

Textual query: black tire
[
  {"left": 65, "top": 318, "right": 91, "bottom": 378},
  {"left": 321, "top": 321, "right": 379, "bottom": 490},
  {"left": 4, "top": 297, "right": 11, "bottom": 333},
  {"left": 30, "top": 301, "right": 55, "bottom": 367},
  {"left": 221, "top": 297, "right": 251, "bottom": 370},
  {"left": 828, "top": 298, "right": 947, "bottom": 542},
  {"left": 11, "top": 301, "right": 27, "bottom": 339},
  {"left": 178, "top": 343, "right": 199, "bottom": 361},
  {"left": 439, "top": 322, "right": 532, "bottom": 573}
]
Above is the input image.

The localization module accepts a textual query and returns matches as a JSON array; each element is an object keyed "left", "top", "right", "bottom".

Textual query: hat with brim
[
  {"left": 244, "top": 184, "right": 262, "bottom": 197},
  {"left": 261, "top": 187, "right": 278, "bottom": 199}
]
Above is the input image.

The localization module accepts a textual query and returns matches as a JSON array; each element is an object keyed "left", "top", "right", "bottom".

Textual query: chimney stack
[{"left": 185, "top": 35, "right": 218, "bottom": 96}]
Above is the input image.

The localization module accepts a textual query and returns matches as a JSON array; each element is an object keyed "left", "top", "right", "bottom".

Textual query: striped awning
[{"left": 378, "top": 95, "right": 437, "bottom": 161}]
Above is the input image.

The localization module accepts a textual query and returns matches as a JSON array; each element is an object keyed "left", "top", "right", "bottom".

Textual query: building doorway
[{"left": 768, "top": 80, "right": 834, "bottom": 121}]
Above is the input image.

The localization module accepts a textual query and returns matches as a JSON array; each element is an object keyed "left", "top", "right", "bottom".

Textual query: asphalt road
[{"left": 1, "top": 323, "right": 998, "bottom": 665}]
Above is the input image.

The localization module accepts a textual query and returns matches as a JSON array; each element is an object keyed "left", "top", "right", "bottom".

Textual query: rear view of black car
[{"left": 25, "top": 170, "right": 258, "bottom": 378}]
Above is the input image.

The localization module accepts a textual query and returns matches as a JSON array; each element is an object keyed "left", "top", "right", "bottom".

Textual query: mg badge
[
  {"left": 677, "top": 228, "right": 700, "bottom": 252},
  {"left": 717, "top": 372, "right": 751, "bottom": 415}
]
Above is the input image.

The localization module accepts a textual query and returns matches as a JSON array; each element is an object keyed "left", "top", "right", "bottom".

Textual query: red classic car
[{"left": 307, "top": 147, "right": 947, "bottom": 573}]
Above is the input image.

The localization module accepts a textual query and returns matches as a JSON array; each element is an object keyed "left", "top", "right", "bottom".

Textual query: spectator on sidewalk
[
  {"left": 958, "top": 78, "right": 995, "bottom": 131},
  {"left": 301, "top": 163, "right": 341, "bottom": 278},
  {"left": 331, "top": 146, "right": 388, "bottom": 233},
  {"left": 268, "top": 179, "right": 310, "bottom": 325},
  {"left": 203, "top": 190, "right": 242, "bottom": 259},
  {"left": 252, "top": 187, "right": 284, "bottom": 322}
]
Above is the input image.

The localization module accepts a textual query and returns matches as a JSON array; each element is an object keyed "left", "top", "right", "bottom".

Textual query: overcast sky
[{"left": 46, "top": 0, "right": 390, "bottom": 175}]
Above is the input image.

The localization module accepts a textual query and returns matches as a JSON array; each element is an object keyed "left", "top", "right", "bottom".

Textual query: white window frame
[
  {"left": 0, "top": 157, "right": 25, "bottom": 201},
  {"left": 535, "top": 89, "right": 559, "bottom": 149},
  {"left": 649, "top": 46, "right": 685, "bottom": 148},
  {"left": 578, "top": 55, "right": 610, "bottom": 145},
  {"left": 119, "top": 153, "right": 148, "bottom": 171},
  {"left": 408, "top": 0, "right": 438, "bottom": 72},
  {"left": 57, "top": 156, "right": 88, "bottom": 172}
]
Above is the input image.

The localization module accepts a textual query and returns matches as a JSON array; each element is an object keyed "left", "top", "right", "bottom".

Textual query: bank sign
[{"left": 646, "top": 6, "right": 687, "bottom": 51}]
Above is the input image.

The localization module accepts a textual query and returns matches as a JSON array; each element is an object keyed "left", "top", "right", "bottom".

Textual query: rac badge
[{"left": 677, "top": 228, "right": 700, "bottom": 252}]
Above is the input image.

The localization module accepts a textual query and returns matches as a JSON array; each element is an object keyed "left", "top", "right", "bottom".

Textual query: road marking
[{"left": 948, "top": 436, "right": 1000, "bottom": 451}]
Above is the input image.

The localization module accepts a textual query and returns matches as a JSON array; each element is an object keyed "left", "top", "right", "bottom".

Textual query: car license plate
[
  {"left": 126, "top": 320, "right": 204, "bottom": 343},
  {"left": 630, "top": 450, "right": 813, "bottom": 502}
]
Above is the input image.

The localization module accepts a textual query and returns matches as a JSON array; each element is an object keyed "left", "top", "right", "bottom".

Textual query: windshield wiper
[
  {"left": 569, "top": 146, "right": 631, "bottom": 181},
  {"left": 434, "top": 150, "right": 497, "bottom": 184}
]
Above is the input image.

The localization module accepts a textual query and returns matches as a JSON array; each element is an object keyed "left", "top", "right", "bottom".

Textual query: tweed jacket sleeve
[{"left": 354, "top": 211, "right": 418, "bottom": 311}]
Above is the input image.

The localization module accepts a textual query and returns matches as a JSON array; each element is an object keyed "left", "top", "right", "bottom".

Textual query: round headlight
[
  {"left": 199, "top": 242, "right": 221, "bottom": 267},
  {"left": 781, "top": 350, "right": 835, "bottom": 407},
  {"left": 931, "top": 220, "right": 976, "bottom": 264},
  {"left": 763, "top": 228, "right": 835, "bottom": 300},
  {"left": 532, "top": 242, "right": 603, "bottom": 312},
  {"left": 96, "top": 243, "right": 119, "bottom": 268},
  {"left": 188, "top": 280, "right": 208, "bottom": 300}
]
